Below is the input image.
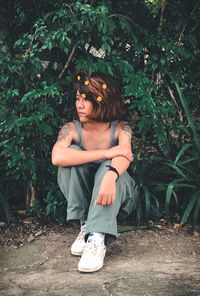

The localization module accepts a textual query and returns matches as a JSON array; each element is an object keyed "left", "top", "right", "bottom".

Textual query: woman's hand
[
  {"left": 96, "top": 171, "right": 117, "bottom": 206},
  {"left": 105, "top": 145, "right": 133, "bottom": 162}
]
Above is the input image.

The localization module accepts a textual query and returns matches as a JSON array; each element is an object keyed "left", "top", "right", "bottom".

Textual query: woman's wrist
[
  {"left": 106, "top": 165, "right": 119, "bottom": 181},
  {"left": 105, "top": 170, "right": 118, "bottom": 181}
]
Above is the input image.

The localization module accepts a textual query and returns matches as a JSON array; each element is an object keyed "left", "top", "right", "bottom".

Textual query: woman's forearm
[
  {"left": 52, "top": 145, "right": 106, "bottom": 167},
  {"left": 110, "top": 156, "right": 131, "bottom": 177}
]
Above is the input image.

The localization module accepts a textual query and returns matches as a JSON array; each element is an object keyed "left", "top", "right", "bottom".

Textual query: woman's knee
[{"left": 57, "top": 166, "right": 70, "bottom": 185}]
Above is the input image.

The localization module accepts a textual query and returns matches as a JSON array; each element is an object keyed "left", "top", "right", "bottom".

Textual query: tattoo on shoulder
[
  {"left": 122, "top": 123, "right": 132, "bottom": 140},
  {"left": 57, "top": 123, "right": 71, "bottom": 142}
]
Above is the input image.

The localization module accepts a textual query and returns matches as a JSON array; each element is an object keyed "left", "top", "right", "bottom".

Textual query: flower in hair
[
  {"left": 85, "top": 80, "right": 89, "bottom": 85},
  {"left": 97, "top": 96, "right": 102, "bottom": 102},
  {"left": 102, "top": 84, "right": 107, "bottom": 89},
  {"left": 77, "top": 75, "right": 81, "bottom": 80},
  {"left": 81, "top": 93, "right": 86, "bottom": 99}
]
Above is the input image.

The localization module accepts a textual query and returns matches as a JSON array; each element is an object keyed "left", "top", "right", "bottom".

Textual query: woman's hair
[{"left": 73, "top": 70, "right": 126, "bottom": 122}]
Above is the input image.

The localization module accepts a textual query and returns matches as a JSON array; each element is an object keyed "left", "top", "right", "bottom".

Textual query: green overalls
[{"left": 57, "top": 121, "right": 139, "bottom": 244}]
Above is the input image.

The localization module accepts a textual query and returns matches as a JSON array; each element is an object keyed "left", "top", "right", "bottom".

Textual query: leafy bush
[{"left": 0, "top": 0, "right": 200, "bottom": 228}]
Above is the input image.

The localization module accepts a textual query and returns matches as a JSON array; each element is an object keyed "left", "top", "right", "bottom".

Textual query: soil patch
[{"left": 0, "top": 219, "right": 200, "bottom": 296}]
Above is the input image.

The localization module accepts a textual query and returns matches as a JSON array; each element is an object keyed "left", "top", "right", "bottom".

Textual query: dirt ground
[{"left": 0, "top": 220, "right": 200, "bottom": 296}]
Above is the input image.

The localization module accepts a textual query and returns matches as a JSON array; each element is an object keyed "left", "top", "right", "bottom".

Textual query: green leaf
[
  {"left": 38, "top": 122, "right": 53, "bottom": 135},
  {"left": 165, "top": 182, "right": 175, "bottom": 218},
  {"left": 181, "top": 191, "right": 200, "bottom": 225},
  {"left": 172, "top": 78, "right": 200, "bottom": 153},
  {"left": 143, "top": 186, "right": 150, "bottom": 221},
  {"left": 0, "top": 140, "right": 9, "bottom": 147},
  {"left": 166, "top": 162, "right": 188, "bottom": 180},
  {"left": 192, "top": 196, "right": 200, "bottom": 230},
  {"left": 174, "top": 143, "right": 192, "bottom": 165}
]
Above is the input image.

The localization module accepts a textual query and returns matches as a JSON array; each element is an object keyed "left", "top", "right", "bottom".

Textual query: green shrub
[{"left": 0, "top": 0, "right": 199, "bottom": 227}]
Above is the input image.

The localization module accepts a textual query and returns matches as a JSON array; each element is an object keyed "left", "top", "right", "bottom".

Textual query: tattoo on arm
[
  {"left": 122, "top": 124, "right": 132, "bottom": 142},
  {"left": 57, "top": 123, "right": 71, "bottom": 143}
]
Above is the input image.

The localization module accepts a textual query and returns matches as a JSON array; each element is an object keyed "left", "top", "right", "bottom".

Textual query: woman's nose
[{"left": 77, "top": 99, "right": 85, "bottom": 108}]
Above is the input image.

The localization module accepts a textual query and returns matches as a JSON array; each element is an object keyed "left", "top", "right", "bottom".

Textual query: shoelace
[{"left": 76, "top": 228, "right": 85, "bottom": 242}]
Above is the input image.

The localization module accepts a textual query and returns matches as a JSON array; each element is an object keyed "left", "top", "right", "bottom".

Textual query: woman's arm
[
  {"left": 51, "top": 122, "right": 133, "bottom": 167},
  {"left": 110, "top": 122, "right": 132, "bottom": 175},
  {"left": 97, "top": 122, "right": 133, "bottom": 206}
]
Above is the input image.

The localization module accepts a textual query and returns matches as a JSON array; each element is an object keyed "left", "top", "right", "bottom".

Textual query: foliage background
[{"left": 0, "top": 0, "right": 200, "bottom": 228}]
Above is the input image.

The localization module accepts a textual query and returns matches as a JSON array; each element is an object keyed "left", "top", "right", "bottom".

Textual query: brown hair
[{"left": 73, "top": 70, "right": 126, "bottom": 122}]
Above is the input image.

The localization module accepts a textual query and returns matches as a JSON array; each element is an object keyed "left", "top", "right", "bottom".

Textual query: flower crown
[{"left": 77, "top": 75, "right": 107, "bottom": 102}]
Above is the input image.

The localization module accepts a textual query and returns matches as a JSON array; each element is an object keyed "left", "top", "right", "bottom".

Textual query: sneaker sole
[
  {"left": 78, "top": 262, "right": 103, "bottom": 273},
  {"left": 71, "top": 250, "right": 83, "bottom": 256}
]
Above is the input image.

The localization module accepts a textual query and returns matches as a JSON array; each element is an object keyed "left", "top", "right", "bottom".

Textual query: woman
[{"left": 52, "top": 70, "right": 138, "bottom": 273}]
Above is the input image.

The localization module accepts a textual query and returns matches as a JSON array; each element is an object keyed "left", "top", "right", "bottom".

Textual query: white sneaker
[
  {"left": 71, "top": 228, "right": 86, "bottom": 256},
  {"left": 78, "top": 233, "right": 106, "bottom": 272}
]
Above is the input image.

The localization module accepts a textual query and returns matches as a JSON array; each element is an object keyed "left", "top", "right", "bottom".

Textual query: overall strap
[{"left": 73, "top": 120, "right": 84, "bottom": 148}]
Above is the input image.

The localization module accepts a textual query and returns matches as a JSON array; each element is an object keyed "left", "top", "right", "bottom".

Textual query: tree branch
[
  {"left": 108, "top": 14, "right": 135, "bottom": 23},
  {"left": 24, "top": 23, "right": 39, "bottom": 58},
  {"left": 178, "top": 1, "right": 199, "bottom": 45},
  {"left": 58, "top": 44, "right": 76, "bottom": 79},
  {"left": 157, "top": 0, "right": 167, "bottom": 35},
  {"left": 64, "top": 3, "right": 73, "bottom": 14}
]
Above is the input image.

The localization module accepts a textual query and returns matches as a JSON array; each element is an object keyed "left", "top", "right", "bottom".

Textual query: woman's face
[{"left": 75, "top": 91, "right": 94, "bottom": 122}]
